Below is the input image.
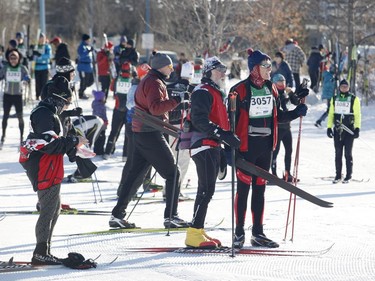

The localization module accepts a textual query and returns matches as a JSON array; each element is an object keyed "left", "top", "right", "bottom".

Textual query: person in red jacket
[
  {"left": 110, "top": 52, "right": 189, "bottom": 229},
  {"left": 19, "top": 76, "right": 88, "bottom": 265},
  {"left": 185, "top": 56, "right": 240, "bottom": 248},
  {"left": 230, "top": 49, "right": 308, "bottom": 249},
  {"left": 97, "top": 41, "right": 114, "bottom": 99}
]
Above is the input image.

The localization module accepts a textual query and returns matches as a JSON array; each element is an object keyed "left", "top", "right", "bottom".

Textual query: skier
[
  {"left": 0, "top": 50, "right": 30, "bottom": 147},
  {"left": 50, "top": 36, "right": 71, "bottom": 66},
  {"left": 229, "top": 49, "right": 308, "bottom": 249},
  {"left": 77, "top": 34, "right": 94, "bottom": 99},
  {"left": 327, "top": 79, "right": 361, "bottom": 184},
  {"left": 119, "top": 38, "right": 139, "bottom": 67},
  {"left": 283, "top": 38, "right": 306, "bottom": 87},
  {"left": 110, "top": 52, "right": 189, "bottom": 229},
  {"left": 113, "top": 35, "right": 127, "bottom": 72},
  {"left": 185, "top": 56, "right": 241, "bottom": 248},
  {"left": 19, "top": 76, "right": 88, "bottom": 265},
  {"left": 33, "top": 33, "right": 52, "bottom": 100},
  {"left": 103, "top": 61, "right": 133, "bottom": 160},
  {"left": 270, "top": 74, "right": 306, "bottom": 182},
  {"left": 15, "top": 32, "right": 29, "bottom": 69},
  {"left": 307, "top": 46, "right": 323, "bottom": 92}
]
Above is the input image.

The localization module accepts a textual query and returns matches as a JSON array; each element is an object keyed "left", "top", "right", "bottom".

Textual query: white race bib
[
  {"left": 116, "top": 78, "right": 131, "bottom": 94},
  {"left": 249, "top": 88, "right": 273, "bottom": 118},
  {"left": 6, "top": 68, "right": 21, "bottom": 82},
  {"left": 334, "top": 100, "right": 351, "bottom": 115},
  {"left": 192, "top": 70, "right": 202, "bottom": 84}
]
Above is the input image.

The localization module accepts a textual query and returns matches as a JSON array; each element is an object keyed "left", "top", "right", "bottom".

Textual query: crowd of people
[{"left": 0, "top": 31, "right": 362, "bottom": 265}]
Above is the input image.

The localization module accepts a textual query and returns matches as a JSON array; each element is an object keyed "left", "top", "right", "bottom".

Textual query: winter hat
[
  {"left": 82, "top": 34, "right": 90, "bottom": 41},
  {"left": 247, "top": 48, "right": 271, "bottom": 71},
  {"left": 272, "top": 73, "right": 286, "bottom": 84},
  {"left": 127, "top": 39, "right": 134, "bottom": 47},
  {"left": 202, "top": 56, "right": 226, "bottom": 74},
  {"left": 275, "top": 51, "right": 284, "bottom": 60},
  {"left": 120, "top": 61, "right": 131, "bottom": 78},
  {"left": 56, "top": 57, "right": 75, "bottom": 73},
  {"left": 150, "top": 52, "right": 173, "bottom": 70},
  {"left": 120, "top": 35, "right": 127, "bottom": 44},
  {"left": 285, "top": 38, "right": 294, "bottom": 45},
  {"left": 16, "top": 32, "right": 24, "bottom": 39},
  {"left": 340, "top": 79, "right": 349, "bottom": 86},
  {"left": 180, "top": 62, "right": 194, "bottom": 80},
  {"left": 48, "top": 76, "right": 72, "bottom": 102},
  {"left": 9, "top": 39, "right": 17, "bottom": 48},
  {"left": 93, "top": 90, "right": 105, "bottom": 101},
  {"left": 136, "top": 63, "right": 151, "bottom": 79},
  {"left": 50, "top": 37, "right": 62, "bottom": 45},
  {"left": 105, "top": 41, "right": 114, "bottom": 49}
]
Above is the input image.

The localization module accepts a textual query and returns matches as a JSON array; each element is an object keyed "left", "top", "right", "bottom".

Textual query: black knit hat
[
  {"left": 340, "top": 79, "right": 349, "bottom": 86},
  {"left": 82, "top": 34, "right": 90, "bottom": 41},
  {"left": 56, "top": 57, "right": 75, "bottom": 73},
  {"left": 48, "top": 76, "right": 72, "bottom": 102}
]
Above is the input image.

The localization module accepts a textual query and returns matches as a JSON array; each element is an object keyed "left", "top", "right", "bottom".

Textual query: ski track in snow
[{"left": 1, "top": 77, "right": 375, "bottom": 280}]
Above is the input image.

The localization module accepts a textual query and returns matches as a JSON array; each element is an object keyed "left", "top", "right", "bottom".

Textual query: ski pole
[
  {"left": 126, "top": 167, "right": 157, "bottom": 221},
  {"left": 229, "top": 92, "right": 237, "bottom": 258}
]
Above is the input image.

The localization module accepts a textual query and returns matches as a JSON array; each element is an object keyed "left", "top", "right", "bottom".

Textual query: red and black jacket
[{"left": 20, "top": 101, "right": 78, "bottom": 191}]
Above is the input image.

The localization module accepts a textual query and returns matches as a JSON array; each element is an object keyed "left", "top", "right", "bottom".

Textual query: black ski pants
[
  {"left": 333, "top": 133, "right": 354, "bottom": 178},
  {"left": 235, "top": 135, "right": 273, "bottom": 236},
  {"left": 191, "top": 147, "right": 220, "bottom": 229},
  {"left": 35, "top": 69, "right": 49, "bottom": 99},
  {"left": 104, "top": 108, "right": 127, "bottom": 155},
  {"left": 99, "top": 75, "right": 111, "bottom": 99},
  {"left": 272, "top": 126, "right": 292, "bottom": 175},
  {"left": 78, "top": 71, "right": 94, "bottom": 97},
  {"left": 2, "top": 94, "right": 24, "bottom": 140},
  {"left": 112, "top": 131, "right": 180, "bottom": 219}
]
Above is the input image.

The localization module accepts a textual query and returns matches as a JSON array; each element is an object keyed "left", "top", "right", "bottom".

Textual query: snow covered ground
[{"left": 1, "top": 77, "right": 375, "bottom": 280}]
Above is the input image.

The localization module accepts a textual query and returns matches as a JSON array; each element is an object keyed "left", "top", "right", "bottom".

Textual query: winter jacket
[
  {"left": 97, "top": 49, "right": 113, "bottom": 76},
  {"left": 189, "top": 78, "right": 230, "bottom": 148},
  {"left": 92, "top": 100, "right": 108, "bottom": 124},
  {"left": 19, "top": 101, "right": 79, "bottom": 191},
  {"left": 34, "top": 44, "right": 52, "bottom": 71},
  {"left": 271, "top": 60, "right": 294, "bottom": 87},
  {"left": 327, "top": 92, "right": 361, "bottom": 133},
  {"left": 0, "top": 64, "right": 30, "bottom": 95},
  {"left": 283, "top": 44, "right": 306, "bottom": 73},
  {"left": 132, "top": 69, "right": 179, "bottom": 132},
  {"left": 307, "top": 48, "right": 323, "bottom": 72},
  {"left": 321, "top": 70, "right": 335, "bottom": 100},
  {"left": 230, "top": 77, "right": 300, "bottom": 152},
  {"left": 77, "top": 41, "right": 93, "bottom": 73},
  {"left": 119, "top": 48, "right": 139, "bottom": 66}
]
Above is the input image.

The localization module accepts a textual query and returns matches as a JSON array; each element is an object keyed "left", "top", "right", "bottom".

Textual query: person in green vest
[
  {"left": 327, "top": 79, "right": 361, "bottom": 184},
  {"left": 0, "top": 50, "right": 30, "bottom": 148}
]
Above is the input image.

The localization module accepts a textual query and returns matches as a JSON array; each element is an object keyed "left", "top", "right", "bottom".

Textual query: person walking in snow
[
  {"left": 270, "top": 74, "right": 307, "bottom": 182},
  {"left": 230, "top": 49, "right": 308, "bottom": 249},
  {"left": 327, "top": 79, "right": 361, "bottom": 184},
  {"left": 315, "top": 61, "right": 336, "bottom": 127},
  {"left": 307, "top": 46, "right": 323, "bottom": 92},
  {"left": 77, "top": 34, "right": 94, "bottom": 99},
  {"left": 184, "top": 56, "right": 241, "bottom": 248},
  {"left": 0, "top": 50, "right": 30, "bottom": 147},
  {"left": 33, "top": 33, "right": 52, "bottom": 100},
  {"left": 96, "top": 41, "right": 114, "bottom": 100},
  {"left": 109, "top": 52, "right": 189, "bottom": 229},
  {"left": 19, "top": 76, "right": 88, "bottom": 265}
]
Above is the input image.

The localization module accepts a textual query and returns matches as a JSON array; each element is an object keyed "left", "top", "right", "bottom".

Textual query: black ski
[
  {"left": 315, "top": 176, "right": 370, "bottom": 183},
  {"left": 235, "top": 158, "right": 333, "bottom": 208},
  {"left": 2, "top": 209, "right": 111, "bottom": 216}
]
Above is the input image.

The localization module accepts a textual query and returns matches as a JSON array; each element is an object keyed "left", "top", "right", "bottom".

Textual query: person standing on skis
[
  {"left": 184, "top": 56, "right": 241, "bottom": 248},
  {"left": 19, "top": 76, "right": 88, "bottom": 265},
  {"left": 230, "top": 48, "right": 308, "bottom": 249},
  {"left": 327, "top": 79, "right": 361, "bottom": 184}
]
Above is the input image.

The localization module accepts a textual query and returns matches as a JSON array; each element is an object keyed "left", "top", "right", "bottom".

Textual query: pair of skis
[{"left": 133, "top": 108, "right": 333, "bottom": 208}]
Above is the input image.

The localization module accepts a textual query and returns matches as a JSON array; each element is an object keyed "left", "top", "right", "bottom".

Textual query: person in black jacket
[
  {"left": 119, "top": 39, "right": 139, "bottom": 66},
  {"left": 20, "top": 76, "right": 88, "bottom": 265},
  {"left": 50, "top": 37, "right": 71, "bottom": 66}
]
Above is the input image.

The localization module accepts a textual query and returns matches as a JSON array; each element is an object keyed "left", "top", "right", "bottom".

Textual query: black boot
[{"left": 32, "top": 242, "right": 61, "bottom": 265}]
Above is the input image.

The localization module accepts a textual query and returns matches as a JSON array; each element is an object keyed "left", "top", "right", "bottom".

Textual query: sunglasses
[
  {"left": 214, "top": 66, "right": 227, "bottom": 73},
  {"left": 167, "top": 64, "right": 174, "bottom": 70},
  {"left": 260, "top": 63, "right": 272, "bottom": 69},
  {"left": 9, "top": 57, "right": 18, "bottom": 61}
]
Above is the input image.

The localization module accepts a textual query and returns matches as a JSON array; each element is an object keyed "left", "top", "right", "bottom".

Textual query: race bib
[
  {"left": 249, "top": 87, "right": 273, "bottom": 118},
  {"left": 116, "top": 78, "right": 131, "bottom": 94},
  {"left": 334, "top": 100, "right": 351, "bottom": 115},
  {"left": 6, "top": 68, "right": 22, "bottom": 82}
]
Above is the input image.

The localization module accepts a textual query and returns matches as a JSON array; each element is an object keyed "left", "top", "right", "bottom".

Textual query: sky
[{"left": 0, "top": 75, "right": 375, "bottom": 280}]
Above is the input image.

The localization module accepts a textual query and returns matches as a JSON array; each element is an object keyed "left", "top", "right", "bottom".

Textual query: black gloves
[
  {"left": 214, "top": 127, "right": 241, "bottom": 149},
  {"left": 293, "top": 103, "right": 308, "bottom": 117},
  {"left": 61, "top": 252, "right": 97, "bottom": 269},
  {"left": 70, "top": 107, "right": 83, "bottom": 116},
  {"left": 170, "top": 91, "right": 189, "bottom": 103},
  {"left": 353, "top": 128, "right": 360, "bottom": 138},
  {"left": 327, "top": 128, "right": 333, "bottom": 138},
  {"left": 33, "top": 50, "right": 41, "bottom": 57},
  {"left": 289, "top": 84, "right": 309, "bottom": 105}
]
